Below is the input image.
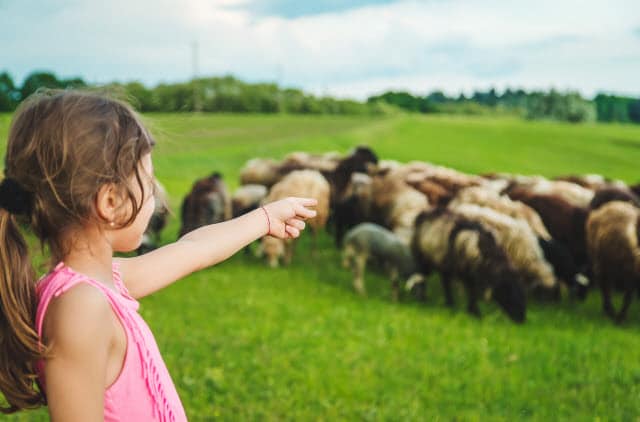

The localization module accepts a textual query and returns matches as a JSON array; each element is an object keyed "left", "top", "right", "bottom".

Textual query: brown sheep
[
  {"left": 586, "top": 201, "right": 640, "bottom": 322},
  {"left": 506, "top": 187, "right": 590, "bottom": 273},
  {"left": 179, "top": 172, "right": 232, "bottom": 237}
]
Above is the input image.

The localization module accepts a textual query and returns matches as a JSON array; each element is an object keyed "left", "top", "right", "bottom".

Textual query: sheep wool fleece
[{"left": 35, "top": 262, "right": 188, "bottom": 422}]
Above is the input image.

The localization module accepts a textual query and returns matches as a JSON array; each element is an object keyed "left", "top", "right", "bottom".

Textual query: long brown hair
[{"left": 0, "top": 90, "right": 155, "bottom": 413}]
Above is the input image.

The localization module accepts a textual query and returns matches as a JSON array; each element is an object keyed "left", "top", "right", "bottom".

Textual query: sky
[{"left": 1, "top": 0, "right": 639, "bottom": 100}]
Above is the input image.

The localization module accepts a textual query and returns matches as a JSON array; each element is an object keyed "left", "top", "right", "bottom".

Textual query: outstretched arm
[{"left": 114, "top": 197, "right": 317, "bottom": 299}]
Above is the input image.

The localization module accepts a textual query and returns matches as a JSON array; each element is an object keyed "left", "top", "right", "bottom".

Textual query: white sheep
[{"left": 260, "top": 169, "right": 330, "bottom": 267}]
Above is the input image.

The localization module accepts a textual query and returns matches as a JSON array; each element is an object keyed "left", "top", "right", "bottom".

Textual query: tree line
[{"left": 1, "top": 70, "right": 638, "bottom": 124}]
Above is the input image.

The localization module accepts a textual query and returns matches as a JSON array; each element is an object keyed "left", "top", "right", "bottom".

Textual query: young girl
[{"left": 0, "top": 90, "right": 317, "bottom": 421}]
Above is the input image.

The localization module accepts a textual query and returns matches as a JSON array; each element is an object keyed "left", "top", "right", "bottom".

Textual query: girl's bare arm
[{"left": 114, "top": 197, "right": 317, "bottom": 299}]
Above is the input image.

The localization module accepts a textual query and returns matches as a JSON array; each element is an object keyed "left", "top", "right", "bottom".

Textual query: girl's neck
[{"left": 60, "top": 225, "right": 115, "bottom": 287}]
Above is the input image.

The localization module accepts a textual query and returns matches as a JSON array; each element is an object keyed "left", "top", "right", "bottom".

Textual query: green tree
[{"left": 0, "top": 72, "right": 18, "bottom": 111}]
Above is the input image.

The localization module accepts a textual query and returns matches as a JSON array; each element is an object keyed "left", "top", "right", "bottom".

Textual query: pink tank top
[{"left": 35, "top": 262, "right": 188, "bottom": 422}]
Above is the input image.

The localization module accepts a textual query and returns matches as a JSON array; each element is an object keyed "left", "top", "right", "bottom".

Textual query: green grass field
[{"left": 2, "top": 113, "right": 640, "bottom": 421}]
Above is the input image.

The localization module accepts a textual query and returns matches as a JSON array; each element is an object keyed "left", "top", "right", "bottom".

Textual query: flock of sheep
[{"left": 143, "top": 146, "right": 640, "bottom": 324}]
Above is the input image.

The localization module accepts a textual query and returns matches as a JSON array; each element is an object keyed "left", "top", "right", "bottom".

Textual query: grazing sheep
[
  {"left": 450, "top": 186, "right": 552, "bottom": 240},
  {"left": 411, "top": 208, "right": 526, "bottom": 322},
  {"left": 179, "top": 172, "right": 232, "bottom": 237},
  {"left": 260, "top": 169, "right": 330, "bottom": 267},
  {"left": 449, "top": 204, "right": 558, "bottom": 291},
  {"left": 342, "top": 223, "right": 423, "bottom": 301},
  {"left": 586, "top": 201, "right": 640, "bottom": 322},
  {"left": 137, "top": 179, "right": 170, "bottom": 255},
  {"left": 506, "top": 188, "right": 590, "bottom": 274}
]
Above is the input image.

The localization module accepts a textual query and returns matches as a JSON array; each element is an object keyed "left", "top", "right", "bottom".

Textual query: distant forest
[{"left": 1, "top": 70, "right": 639, "bottom": 124}]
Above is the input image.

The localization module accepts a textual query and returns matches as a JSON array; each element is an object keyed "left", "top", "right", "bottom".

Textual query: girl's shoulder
[
  {"left": 40, "top": 281, "right": 114, "bottom": 345},
  {"left": 36, "top": 263, "right": 119, "bottom": 342}
]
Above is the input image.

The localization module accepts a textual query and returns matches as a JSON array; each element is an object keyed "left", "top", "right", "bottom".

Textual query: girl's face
[{"left": 111, "top": 153, "right": 156, "bottom": 252}]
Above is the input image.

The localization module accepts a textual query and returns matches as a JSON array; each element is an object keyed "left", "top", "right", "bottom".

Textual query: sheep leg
[
  {"left": 615, "top": 283, "right": 635, "bottom": 324},
  {"left": 465, "top": 279, "right": 481, "bottom": 318},
  {"left": 353, "top": 254, "right": 367, "bottom": 296},
  {"left": 599, "top": 276, "right": 616, "bottom": 319},
  {"left": 441, "top": 272, "right": 455, "bottom": 307},
  {"left": 389, "top": 267, "right": 400, "bottom": 302},
  {"left": 413, "top": 262, "right": 431, "bottom": 302},
  {"left": 342, "top": 244, "right": 355, "bottom": 269}
]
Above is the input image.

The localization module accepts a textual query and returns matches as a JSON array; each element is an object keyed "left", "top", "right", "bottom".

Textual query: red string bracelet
[{"left": 260, "top": 206, "right": 270, "bottom": 236}]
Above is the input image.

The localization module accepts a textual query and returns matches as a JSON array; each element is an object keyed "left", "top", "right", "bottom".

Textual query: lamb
[
  {"left": 586, "top": 201, "right": 640, "bottom": 322},
  {"left": 342, "top": 223, "right": 423, "bottom": 301},
  {"left": 179, "top": 172, "right": 232, "bottom": 237},
  {"left": 260, "top": 169, "right": 330, "bottom": 267},
  {"left": 411, "top": 208, "right": 526, "bottom": 322}
]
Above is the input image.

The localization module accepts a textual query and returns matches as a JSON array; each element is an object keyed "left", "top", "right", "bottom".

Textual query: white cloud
[{"left": 1, "top": 0, "right": 638, "bottom": 98}]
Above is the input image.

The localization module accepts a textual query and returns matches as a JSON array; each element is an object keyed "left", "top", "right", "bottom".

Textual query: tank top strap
[{"left": 35, "top": 262, "right": 125, "bottom": 338}]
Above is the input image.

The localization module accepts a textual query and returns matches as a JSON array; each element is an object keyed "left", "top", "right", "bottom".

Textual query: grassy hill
[{"left": 2, "top": 113, "right": 640, "bottom": 420}]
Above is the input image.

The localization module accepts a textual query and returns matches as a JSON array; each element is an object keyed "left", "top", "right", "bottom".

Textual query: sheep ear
[{"left": 405, "top": 273, "right": 424, "bottom": 291}]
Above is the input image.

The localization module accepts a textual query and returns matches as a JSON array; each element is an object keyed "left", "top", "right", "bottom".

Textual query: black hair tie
[{"left": 0, "top": 177, "right": 33, "bottom": 216}]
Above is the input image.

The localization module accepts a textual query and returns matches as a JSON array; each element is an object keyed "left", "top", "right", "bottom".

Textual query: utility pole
[{"left": 192, "top": 41, "right": 202, "bottom": 112}]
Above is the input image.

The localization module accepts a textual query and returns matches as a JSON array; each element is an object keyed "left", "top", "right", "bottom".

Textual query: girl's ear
[{"left": 95, "top": 183, "right": 120, "bottom": 225}]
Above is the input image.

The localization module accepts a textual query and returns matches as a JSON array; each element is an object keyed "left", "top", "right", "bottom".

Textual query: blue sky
[{"left": 1, "top": 0, "right": 639, "bottom": 99}]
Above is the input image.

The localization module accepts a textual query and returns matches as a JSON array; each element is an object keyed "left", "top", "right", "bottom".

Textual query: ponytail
[{"left": 0, "top": 209, "right": 47, "bottom": 413}]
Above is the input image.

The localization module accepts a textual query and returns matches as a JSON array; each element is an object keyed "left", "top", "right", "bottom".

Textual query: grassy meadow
[{"left": 1, "top": 112, "right": 640, "bottom": 420}]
